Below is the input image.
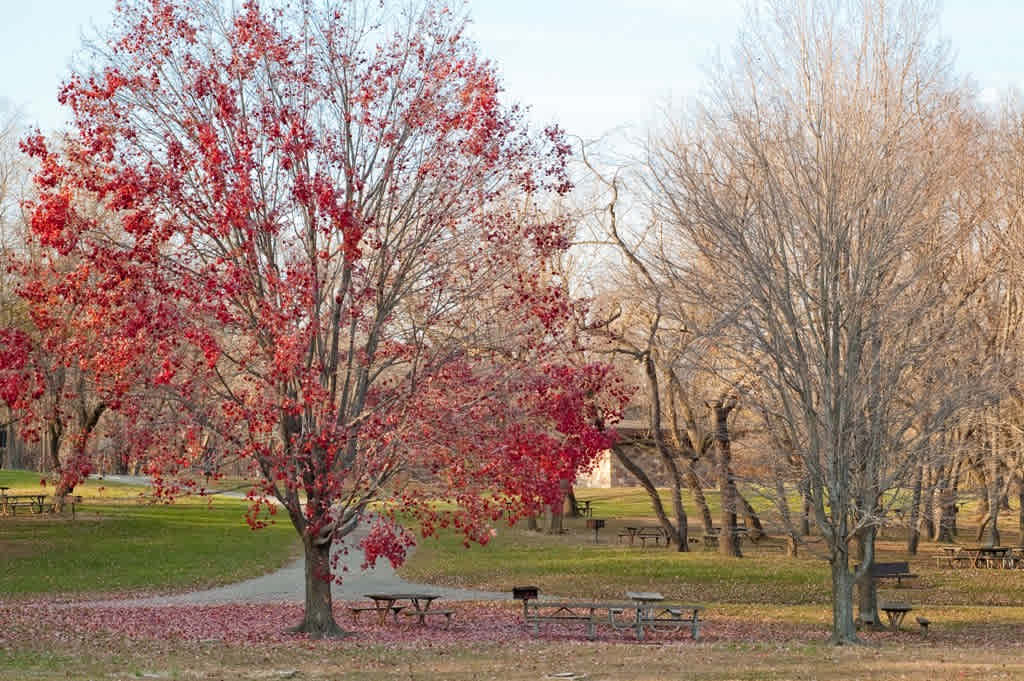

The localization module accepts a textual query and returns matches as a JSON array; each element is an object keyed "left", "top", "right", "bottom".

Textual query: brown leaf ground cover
[{"left": 3, "top": 600, "right": 1024, "bottom": 680}]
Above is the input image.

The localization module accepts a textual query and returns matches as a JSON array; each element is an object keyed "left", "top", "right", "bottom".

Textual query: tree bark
[{"left": 289, "top": 536, "right": 346, "bottom": 638}]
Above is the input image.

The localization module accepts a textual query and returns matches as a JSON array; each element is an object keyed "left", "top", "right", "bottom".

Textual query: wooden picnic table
[
  {"left": 621, "top": 591, "right": 703, "bottom": 641},
  {"left": 618, "top": 525, "right": 670, "bottom": 547},
  {"left": 518, "top": 592, "right": 704, "bottom": 641},
  {"left": 879, "top": 603, "right": 912, "bottom": 630},
  {"left": 962, "top": 546, "right": 1011, "bottom": 568},
  {"left": 937, "top": 546, "right": 963, "bottom": 568},
  {"left": 573, "top": 499, "right": 593, "bottom": 517},
  {"left": 363, "top": 593, "right": 451, "bottom": 626},
  {"left": 0, "top": 493, "right": 48, "bottom": 515}
]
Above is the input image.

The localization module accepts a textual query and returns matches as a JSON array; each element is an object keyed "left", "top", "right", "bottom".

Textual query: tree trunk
[
  {"left": 799, "top": 481, "right": 812, "bottom": 536},
  {"left": 612, "top": 444, "right": 689, "bottom": 551},
  {"left": 1018, "top": 487, "right": 1024, "bottom": 537},
  {"left": 526, "top": 514, "right": 539, "bottom": 531},
  {"left": 737, "top": 490, "right": 765, "bottom": 541},
  {"left": 906, "top": 463, "right": 924, "bottom": 555},
  {"left": 830, "top": 552, "right": 859, "bottom": 645},
  {"left": 289, "top": 537, "right": 345, "bottom": 638},
  {"left": 566, "top": 486, "right": 580, "bottom": 518},
  {"left": 855, "top": 527, "right": 880, "bottom": 628},
  {"left": 548, "top": 479, "right": 568, "bottom": 533},
  {"left": 773, "top": 471, "right": 799, "bottom": 556},
  {"left": 713, "top": 401, "right": 741, "bottom": 558},
  {"left": 920, "top": 465, "right": 935, "bottom": 541},
  {"left": 685, "top": 461, "right": 713, "bottom": 533},
  {"left": 936, "top": 488, "right": 957, "bottom": 543}
]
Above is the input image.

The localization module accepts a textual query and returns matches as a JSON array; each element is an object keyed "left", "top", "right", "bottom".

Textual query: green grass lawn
[
  {"left": 2, "top": 475, "right": 1024, "bottom": 681},
  {"left": 401, "top": 488, "right": 1024, "bottom": 608},
  {"left": 0, "top": 469, "right": 299, "bottom": 597}
]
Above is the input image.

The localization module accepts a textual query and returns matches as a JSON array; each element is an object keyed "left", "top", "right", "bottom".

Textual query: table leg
[{"left": 375, "top": 600, "right": 396, "bottom": 625}]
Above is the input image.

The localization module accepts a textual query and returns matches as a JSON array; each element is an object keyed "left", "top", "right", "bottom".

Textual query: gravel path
[{"left": 88, "top": 475, "right": 506, "bottom": 606}]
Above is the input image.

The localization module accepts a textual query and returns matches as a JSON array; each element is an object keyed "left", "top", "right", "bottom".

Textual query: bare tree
[{"left": 647, "top": 0, "right": 986, "bottom": 643}]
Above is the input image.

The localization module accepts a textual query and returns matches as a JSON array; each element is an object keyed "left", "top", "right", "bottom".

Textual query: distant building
[{"left": 576, "top": 419, "right": 678, "bottom": 488}]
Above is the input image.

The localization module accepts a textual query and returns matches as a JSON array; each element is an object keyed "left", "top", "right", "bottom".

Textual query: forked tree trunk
[{"left": 290, "top": 537, "right": 345, "bottom": 638}]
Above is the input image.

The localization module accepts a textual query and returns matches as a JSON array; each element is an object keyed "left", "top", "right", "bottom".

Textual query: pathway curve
[{"left": 88, "top": 475, "right": 506, "bottom": 606}]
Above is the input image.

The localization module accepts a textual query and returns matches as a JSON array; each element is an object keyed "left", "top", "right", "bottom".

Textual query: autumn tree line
[{"left": 1, "top": 0, "right": 1023, "bottom": 644}]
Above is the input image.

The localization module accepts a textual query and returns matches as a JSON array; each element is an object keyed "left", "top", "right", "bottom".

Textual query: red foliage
[{"left": 22, "top": 0, "right": 626, "bottom": 631}]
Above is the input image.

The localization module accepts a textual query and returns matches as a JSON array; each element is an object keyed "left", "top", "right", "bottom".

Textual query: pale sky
[{"left": 2, "top": 1, "right": 1024, "bottom": 139}]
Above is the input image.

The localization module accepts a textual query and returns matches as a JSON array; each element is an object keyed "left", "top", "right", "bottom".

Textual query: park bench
[
  {"left": 347, "top": 604, "right": 404, "bottom": 623},
  {"left": 402, "top": 608, "right": 455, "bottom": 628}
]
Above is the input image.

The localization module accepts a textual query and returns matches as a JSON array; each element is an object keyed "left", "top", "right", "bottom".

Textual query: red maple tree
[{"left": 23, "top": 0, "right": 624, "bottom": 637}]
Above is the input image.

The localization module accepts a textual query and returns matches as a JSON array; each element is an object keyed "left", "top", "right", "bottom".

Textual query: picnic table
[
  {"left": 572, "top": 499, "right": 593, "bottom": 517},
  {"left": 617, "top": 525, "right": 670, "bottom": 547},
  {"left": 879, "top": 602, "right": 912, "bottom": 630},
  {"left": 360, "top": 593, "right": 453, "bottom": 627},
  {"left": 0, "top": 493, "right": 48, "bottom": 515},
  {"left": 701, "top": 526, "right": 749, "bottom": 551},
  {"left": 962, "top": 546, "right": 1011, "bottom": 568},
  {"left": 619, "top": 591, "right": 703, "bottom": 641},
  {"left": 515, "top": 588, "right": 703, "bottom": 641},
  {"left": 937, "top": 546, "right": 964, "bottom": 568}
]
